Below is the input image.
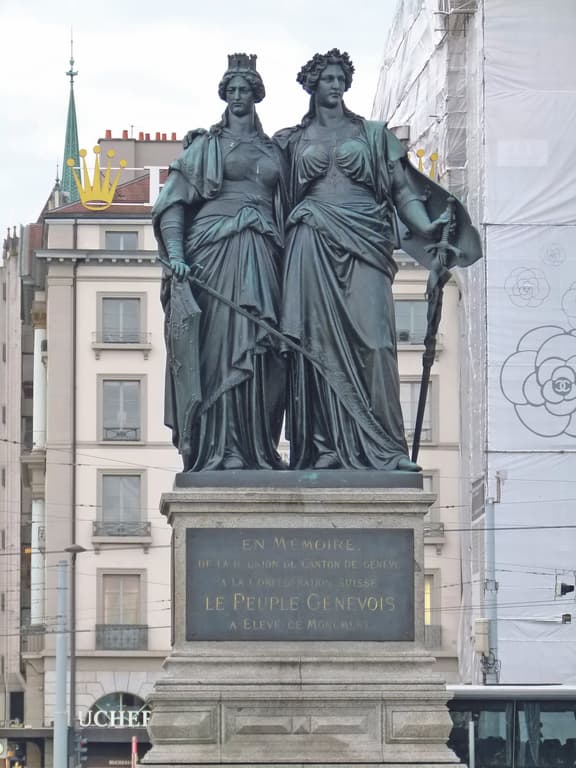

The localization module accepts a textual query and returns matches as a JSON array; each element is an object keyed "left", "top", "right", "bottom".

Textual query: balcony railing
[
  {"left": 424, "top": 521, "right": 445, "bottom": 539},
  {"left": 397, "top": 329, "right": 426, "bottom": 344},
  {"left": 424, "top": 624, "right": 442, "bottom": 649},
  {"left": 92, "top": 331, "right": 152, "bottom": 359},
  {"left": 93, "top": 520, "right": 151, "bottom": 537},
  {"left": 93, "top": 331, "right": 151, "bottom": 344},
  {"left": 21, "top": 624, "right": 45, "bottom": 653},
  {"left": 95, "top": 624, "right": 148, "bottom": 651},
  {"left": 103, "top": 427, "right": 141, "bottom": 442},
  {"left": 397, "top": 331, "right": 444, "bottom": 347}
]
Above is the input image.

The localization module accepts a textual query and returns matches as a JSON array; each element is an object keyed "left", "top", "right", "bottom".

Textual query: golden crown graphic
[
  {"left": 67, "top": 146, "right": 128, "bottom": 211},
  {"left": 409, "top": 148, "right": 439, "bottom": 181}
]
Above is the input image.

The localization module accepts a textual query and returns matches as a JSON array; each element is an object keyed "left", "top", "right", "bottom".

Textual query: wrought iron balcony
[
  {"left": 92, "top": 331, "right": 152, "bottom": 359},
  {"left": 397, "top": 331, "right": 444, "bottom": 347},
  {"left": 397, "top": 329, "right": 426, "bottom": 344},
  {"left": 95, "top": 624, "right": 148, "bottom": 651},
  {"left": 93, "top": 331, "right": 151, "bottom": 344},
  {"left": 102, "top": 427, "right": 141, "bottom": 442},
  {"left": 424, "top": 521, "right": 445, "bottom": 538},
  {"left": 92, "top": 520, "right": 151, "bottom": 537},
  {"left": 21, "top": 624, "right": 45, "bottom": 653}
]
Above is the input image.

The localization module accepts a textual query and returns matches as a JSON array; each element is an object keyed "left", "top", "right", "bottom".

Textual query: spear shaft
[{"left": 411, "top": 198, "right": 457, "bottom": 464}]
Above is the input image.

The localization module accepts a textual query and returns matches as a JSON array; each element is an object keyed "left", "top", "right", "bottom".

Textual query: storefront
[{"left": 77, "top": 693, "right": 151, "bottom": 768}]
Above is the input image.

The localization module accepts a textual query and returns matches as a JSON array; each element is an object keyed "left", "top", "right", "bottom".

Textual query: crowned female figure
[
  {"left": 275, "top": 49, "right": 481, "bottom": 471},
  {"left": 153, "top": 54, "right": 287, "bottom": 471}
]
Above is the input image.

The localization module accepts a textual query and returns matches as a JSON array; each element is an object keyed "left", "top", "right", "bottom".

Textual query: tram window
[
  {"left": 516, "top": 701, "right": 576, "bottom": 768},
  {"left": 448, "top": 701, "right": 512, "bottom": 768}
]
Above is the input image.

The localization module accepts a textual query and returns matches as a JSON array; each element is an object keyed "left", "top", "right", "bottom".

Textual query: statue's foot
[
  {"left": 314, "top": 452, "right": 341, "bottom": 469},
  {"left": 397, "top": 457, "right": 421, "bottom": 472},
  {"left": 222, "top": 452, "right": 245, "bottom": 470}
]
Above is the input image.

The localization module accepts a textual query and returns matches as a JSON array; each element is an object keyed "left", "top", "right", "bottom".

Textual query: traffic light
[
  {"left": 73, "top": 732, "right": 88, "bottom": 765},
  {"left": 78, "top": 737, "right": 88, "bottom": 763}
]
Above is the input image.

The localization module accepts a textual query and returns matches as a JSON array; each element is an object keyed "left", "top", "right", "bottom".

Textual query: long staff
[
  {"left": 411, "top": 198, "right": 460, "bottom": 464},
  {"left": 158, "top": 256, "right": 322, "bottom": 368}
]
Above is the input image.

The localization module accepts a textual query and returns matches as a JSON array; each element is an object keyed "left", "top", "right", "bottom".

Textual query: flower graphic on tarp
[
  {"left": 541, "top": 243, "right": 566, "bottom": 266},
  {"left": 562, "top": 283, "right": 576, "bottom": 329},
  {"left": 500, "top": 325, "right": 576, "bottom": 437},
  {"left": 504, "top": 267, "right": 550, "bottom": 308}
]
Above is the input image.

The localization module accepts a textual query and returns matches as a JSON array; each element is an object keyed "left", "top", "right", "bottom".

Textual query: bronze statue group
[{"left": 153, "top": 51, "right": 481, "bottom": 473}]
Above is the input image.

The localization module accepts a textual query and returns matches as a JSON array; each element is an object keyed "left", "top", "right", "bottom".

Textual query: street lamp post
[{"left": 65, "top": 544, "right": 86, "bottom": 767}]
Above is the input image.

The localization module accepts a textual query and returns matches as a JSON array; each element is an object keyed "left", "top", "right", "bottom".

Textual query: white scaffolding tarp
[
  {"left": 485, "top": 0, "right": 576, "bottom": 683},
  {"left": 485, "top": 0, "right": 576, "bottom": 225}
]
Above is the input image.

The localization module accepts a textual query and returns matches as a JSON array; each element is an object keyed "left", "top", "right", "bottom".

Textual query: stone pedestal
[{"left": 143, "top": 474, "right": 461, "bottom": 767}]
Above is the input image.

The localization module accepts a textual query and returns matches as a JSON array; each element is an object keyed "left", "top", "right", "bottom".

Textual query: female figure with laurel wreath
[
  {"left": 153, "top": 54, "right": 287, "bottom": 471},
  {"left": 274, "top": 49, "right": 480, "bottom": 471}
]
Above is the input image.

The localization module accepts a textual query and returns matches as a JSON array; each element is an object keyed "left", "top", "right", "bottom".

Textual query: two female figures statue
[{"left": 153, "top": 50, "right": 481, "bottom": 473}]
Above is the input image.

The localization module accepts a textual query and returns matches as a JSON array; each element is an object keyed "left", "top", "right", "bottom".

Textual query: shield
[
  {"left": 164, "top": 278, "right": 202, "bottom": 456},
  {"left": 397, "top": 162, "right": 482, "bottom": 270}
]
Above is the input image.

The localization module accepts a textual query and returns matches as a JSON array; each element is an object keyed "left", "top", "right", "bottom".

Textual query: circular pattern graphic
[
  {"left": 500, "top": 326, "right": 576, "bottom": 437},
  {"left": 504, "top": 267, "right": 550, "bottom": 308}
]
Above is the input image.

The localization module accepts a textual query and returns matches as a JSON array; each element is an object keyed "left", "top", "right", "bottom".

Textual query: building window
[
  {"left": 9, "top": 691, "right": 24, "bottom": 723},
  {"left": 424, "top": 570, "right": 442, "bottom": 649},
  {"left": 81, "top": 693, "right": 150, "bottom": 728},
  {"left": 101, "top": 297, "right": 141, "bottom": 343},
  {"left": 101, "top": 379, "right": 142, "bottom": 441},
  {"left": 95, "top": 473, "right": 149, "bottom": 537},
  {"left": 395, "top": 300, "right": 427, "bottom": 344},
  {"left": 105, "top": 231, "right": 138, "bottom": 251},
  {"left": 97, "top": 572, "right": 147, "bottom": 650},
  {"left": 103, "top": 573, "right": 141, "bottom": 623},
  {"left": 422, "top": 470, "right": 444, "bottom": 544},
  {"left": 400, "top": 380, "right": 433, "bottom": 442}
]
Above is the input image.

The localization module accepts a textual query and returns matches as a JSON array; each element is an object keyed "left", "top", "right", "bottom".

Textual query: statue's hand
[
  {"left": 422, "top": 209, "right": 451, "bottom": 240},
  {"left": 170, "top": 258, "right": 191, "bottom": 281}
]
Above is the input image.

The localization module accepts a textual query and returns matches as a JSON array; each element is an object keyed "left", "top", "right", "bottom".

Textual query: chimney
[
  {"left": 145, "top": 133, "right": 150, "bottom": 140},
  {"left": 105, "top": 129, "right": 112, "bottom": 139},
  {"left": 171, "top": 132, "right": 177, "bottom": 141},
  {"left": 122, "top": 129, "right": 129, "bottom": 139},
  {"left": 161, "top": 133, "right": 167, "bottom": 141},
  {"left": 155, "top": 132, "right": 161, "bottom": 140}
]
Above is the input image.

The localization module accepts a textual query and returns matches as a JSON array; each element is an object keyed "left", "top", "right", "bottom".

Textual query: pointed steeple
[{"left": 61, "top": 35, "right": 80, "bottom": 203}]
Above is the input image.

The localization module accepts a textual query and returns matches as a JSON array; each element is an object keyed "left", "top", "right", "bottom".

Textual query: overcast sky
[{"left": 0, "top": 0, "right": 398, "bottom": 240}]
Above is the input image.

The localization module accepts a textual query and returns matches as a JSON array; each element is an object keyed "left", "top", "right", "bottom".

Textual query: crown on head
[
  {"left": 67, "top": 146, "right": 127, "bottom": 211},
  {"left": 227, "top": 53, "right": 257, "bottom": 72}
]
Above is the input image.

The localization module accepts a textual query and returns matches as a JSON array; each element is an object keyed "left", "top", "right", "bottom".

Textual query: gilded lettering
[
  {"left": 232, "top": 593, "right": 300, "bottom": 611},
  {"left": 242, "top": 618, "right": 281, "bottom": 631},
  {"left": 204, "top": 595, "right": 224, "bottom": 611},
  {"left": 301, "top": 538, "right": 357, "bottom": 551},
  {"left": 273, "top": 536, "right": 298, "bottom": 550},
  {"left": 242, "top": 537, "right": 265, "bottom": 551}
]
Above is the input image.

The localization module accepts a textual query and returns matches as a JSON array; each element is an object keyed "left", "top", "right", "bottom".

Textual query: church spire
[{"left": 61, "top": 35, "right": 80, "bottom": 203}]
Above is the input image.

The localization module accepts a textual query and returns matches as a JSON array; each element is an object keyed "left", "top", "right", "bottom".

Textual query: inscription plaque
[{"left": 185, "top": 528, "right": 414, "bottom": 641}]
